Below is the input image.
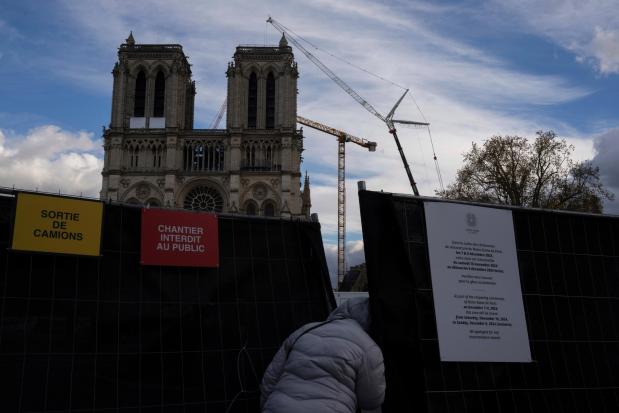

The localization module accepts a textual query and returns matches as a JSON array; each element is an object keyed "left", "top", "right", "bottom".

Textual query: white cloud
[
  {"left": 492, "top": 0, "right": 619, "bottom": 75},
  {"left": 0, "top": 126, "right": 103, "bottom": 196},
  {"left": 56, "top": 0, "right": 591, "bottom": 180},
  {"left": 46, "top": 1, "right": 603, "bottom": 191},
  {"left": 590, "top": 27, "right": 619, "bottom": 74},
  {"left": 592, "top": 127, "right": 619, "bottom": 213},
  {"left": 324, "top": 239, "right": 366, "bottom": 287},
  {"left": 2, "top": 0, "right": 609, "bottom": 277},
  {"left": 53, "top": 0, "right": 593, "bottom": 111}
]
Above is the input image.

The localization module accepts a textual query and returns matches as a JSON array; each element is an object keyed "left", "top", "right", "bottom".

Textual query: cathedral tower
[
  {"left": 109, "top": 31, "right": 195, "bottom": 131},
  {"left": 224, "top": 33, "right": 303, "bottom": 216},
  {"left": 226, "top": 34, "right": 297, "bottom": 130},
  {"left": 101, "top": 33, "right": 308, "bottom": 218}
]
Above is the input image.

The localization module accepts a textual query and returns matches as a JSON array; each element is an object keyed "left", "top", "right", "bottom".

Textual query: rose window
[{"left": 184, "top": 186, "right": 224, "bottom": 212}]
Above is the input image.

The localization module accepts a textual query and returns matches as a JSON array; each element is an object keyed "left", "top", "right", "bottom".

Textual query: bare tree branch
[{"left": 437, "top": 131, "right": 614, "bottom": 213}]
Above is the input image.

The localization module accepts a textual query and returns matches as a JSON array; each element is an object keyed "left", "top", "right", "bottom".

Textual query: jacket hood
[{"left": 327, "top": 297, "right": 371, "bottom": 331}]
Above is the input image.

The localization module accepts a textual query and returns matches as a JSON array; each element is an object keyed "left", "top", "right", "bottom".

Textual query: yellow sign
[{"left": 12, "top": 192, "right": 103, "bottom": 256}]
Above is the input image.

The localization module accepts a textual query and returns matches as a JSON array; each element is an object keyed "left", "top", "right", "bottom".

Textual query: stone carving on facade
[
  {"left": 240, "top": 178, "right": 249, "bottom": 187},
  {"left": 120, "top": 178, "right": 131, "bottom": 188},
  {"left": 269, "top": 178, "right": 280, "bottom": 188},
  {"left": 176, "top": 176, "right": 185, "bottom": 185},
  {"left": 252, "top": 183, "right": 267, "bottom": 201},
  {"left": 226, "top": 62, "right": 235, "bottom": 78},
  {"left": 136, "top": 183, "right": 151, "bottom": 200},
  {"left": 157, "top": 178, "right": 165, "bottom": 188}
]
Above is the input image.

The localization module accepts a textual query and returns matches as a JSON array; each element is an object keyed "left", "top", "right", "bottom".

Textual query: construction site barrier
[
  {"left": 0, "top": 191, "right": 334, "bottom": 412},
  {"left": 360, "top": 190, "right": 619, "bottom": 413}
]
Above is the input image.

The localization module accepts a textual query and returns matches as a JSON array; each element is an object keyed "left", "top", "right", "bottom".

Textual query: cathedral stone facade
[{"left": 100, "top": 33, "right": 310, "bottom": 218}]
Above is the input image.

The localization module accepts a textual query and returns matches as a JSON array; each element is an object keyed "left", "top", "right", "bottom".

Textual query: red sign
[{"left": 140, "top": 208, "right": 219, "bottom": 267}]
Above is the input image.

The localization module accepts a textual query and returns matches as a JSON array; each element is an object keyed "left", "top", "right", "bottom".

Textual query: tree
[{"left": 438, "top": 131, "right": 614, "bottom": 213}]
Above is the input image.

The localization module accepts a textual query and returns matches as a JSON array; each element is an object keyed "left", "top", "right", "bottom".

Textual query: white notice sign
[{"left": 424, "top": 202, "right": 531, "bottom": 362}]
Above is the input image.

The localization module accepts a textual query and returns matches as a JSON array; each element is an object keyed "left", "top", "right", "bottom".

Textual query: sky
[{"left": 1, "top": 0, "right": 618, "bottom": 283}]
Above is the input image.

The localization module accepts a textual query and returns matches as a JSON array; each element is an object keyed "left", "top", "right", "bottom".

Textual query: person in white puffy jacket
[{"left": 260, "top": 297, "right": 385, "bottom": 413}]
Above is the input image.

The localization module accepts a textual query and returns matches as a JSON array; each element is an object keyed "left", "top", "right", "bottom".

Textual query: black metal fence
[
  {"left": 0, "top": 193, "right": 334, "bottom": 412},
  {"left": 360, "top": 190, "right": 619, "bottom": 413}
]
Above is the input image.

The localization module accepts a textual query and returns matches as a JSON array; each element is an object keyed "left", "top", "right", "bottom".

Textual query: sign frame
[
  {"left": 10, "top": 191, "right": 105, "bottom": 257},
  {"left": 424, "top": 200, "right": 531, "bottom": 363},
  {"left": 140, "top": 207, "right": 220, "bottom": 268}
]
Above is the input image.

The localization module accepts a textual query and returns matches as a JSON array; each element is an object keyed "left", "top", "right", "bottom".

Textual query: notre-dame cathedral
[{"left": 100, "top": 32, "right": 311, "bottom": 218}]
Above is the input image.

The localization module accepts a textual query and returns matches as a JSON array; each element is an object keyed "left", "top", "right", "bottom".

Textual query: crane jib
[
  {"left": 268, "top": 16, "right": 422, "bottom": 196},
  {"left": 268, "top": 17, "right": 384, "bottom": 123}
]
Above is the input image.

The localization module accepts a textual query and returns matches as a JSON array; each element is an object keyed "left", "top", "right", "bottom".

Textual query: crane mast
[
  {"left": 296, "top": 115, "right": 376, "bottom": 288},
  {"left": 268, "top": 17, "right": 428, "bottom": 196}
]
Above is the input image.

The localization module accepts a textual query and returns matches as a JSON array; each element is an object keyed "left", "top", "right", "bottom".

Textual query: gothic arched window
[
  {"left": 134, "top": 71, "right": 146, "bottom": 117},
  {"left": 183, "top": 140, "right": 225, "bottom": 172},
  {"left": 248, "top": 72, "right": 257, "bottom": 128},
  {"left": 146, "top": 198, "right": 161, "bottom": 207},
  {"left": 152, "top": 145, "right": 163, "bottom": 168},
  {"left": 245, "top": 201, "right": 257, "bottom": 216},
  {"left": 266, "top": 72, "right": 275, "bottom": 129},
  {"left": 131, "top": 145, "right": 140, "bottom": 167},
  {"left": 241, "top": 139, "right": 280, "bottom": 171},
  {"left": 263, "top": 201, "right": 276, "bottom": 217},
  {"left": 153, "top": 71, "right": 165, "bottom": 117}
]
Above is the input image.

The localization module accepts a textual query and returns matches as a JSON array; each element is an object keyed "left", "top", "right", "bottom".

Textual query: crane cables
[
  {"left": 269, "top": 17, "right": 445, "bottom": 192},
  {"left": 270, "top": 19, "right": 407, "bottom": 91},
  {"left": 408, "top": 94, "right": 445, "bottom": 193}
]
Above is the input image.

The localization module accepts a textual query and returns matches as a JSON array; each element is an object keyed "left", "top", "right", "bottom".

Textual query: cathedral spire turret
[
  {"left": 301, "top": 171, "right": 312, "bottom": 218},
  {"left": 126, "top": 31, "right": 135, "bottom": 46},
  {"left": 279, "top": 32, "right": 288, "bottom": 48}
]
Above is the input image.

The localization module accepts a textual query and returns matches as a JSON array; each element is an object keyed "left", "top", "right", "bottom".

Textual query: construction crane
[
  {"left": 209, "top": 98, "right": 227, "bottom": 129},
  {"left": 297, "top": 115, "right": 376, "bottom": 289},
  {"left": 268, "top": 17, "right": 429, "bottom": 196}
]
